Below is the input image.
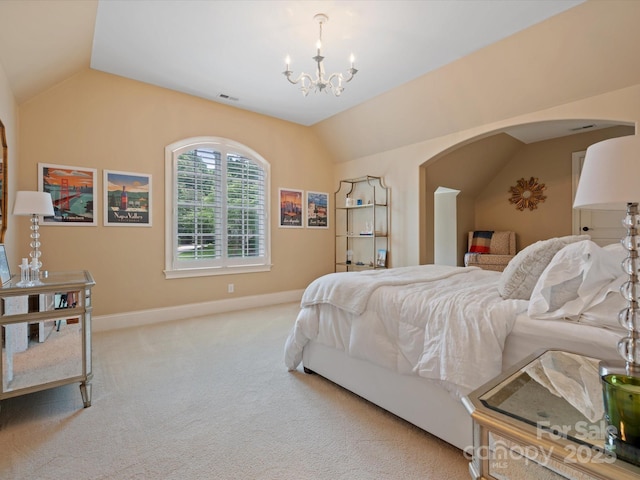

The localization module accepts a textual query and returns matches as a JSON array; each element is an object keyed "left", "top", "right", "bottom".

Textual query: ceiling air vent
[
  {"left": 569, "top": 124, "right": 596, "bottom": 132},
  {"left": 218, "top": 93, "right": 239, "bottom": 102}
]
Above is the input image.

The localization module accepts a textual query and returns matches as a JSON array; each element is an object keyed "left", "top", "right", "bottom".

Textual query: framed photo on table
[
  {"left": 38, "top": 163, "right": 98, "bottom": 226},
  {"left": 376, "top": 249, "right": 387, "bottom": 267},
  {"left": 0, "top": 244, "right": 10, "bottom": 284}
]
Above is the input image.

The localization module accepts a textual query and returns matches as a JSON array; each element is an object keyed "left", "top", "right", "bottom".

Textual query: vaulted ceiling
[
  {"left": 2, "top": 0, "right": 637, "bottom": 163},
  {"left": 0, "top": 0, "right": 583, "bottom": 126}
]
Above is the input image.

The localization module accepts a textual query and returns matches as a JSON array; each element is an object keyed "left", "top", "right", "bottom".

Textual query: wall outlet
[{"left": 227, "top": 283, "right": 234, "bottom": 294}]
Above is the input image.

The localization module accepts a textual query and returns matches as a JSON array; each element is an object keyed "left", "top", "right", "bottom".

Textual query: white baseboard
[{"left": 93, "top": 289, "right": 304, "bottom": 332}]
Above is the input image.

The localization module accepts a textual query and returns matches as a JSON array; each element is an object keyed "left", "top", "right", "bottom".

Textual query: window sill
[{"left": 164, "top": 264, "right": 272, "bottom": 279}]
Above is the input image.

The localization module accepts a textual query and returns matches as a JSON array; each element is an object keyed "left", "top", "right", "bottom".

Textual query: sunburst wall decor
[{"left": 508, "top": 177, "right": 547, "bottom": 211}]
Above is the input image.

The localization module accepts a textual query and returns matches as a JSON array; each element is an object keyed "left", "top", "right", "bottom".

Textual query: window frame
[{"left": 164, "top": 136, "right": 271, "bottom": 279}]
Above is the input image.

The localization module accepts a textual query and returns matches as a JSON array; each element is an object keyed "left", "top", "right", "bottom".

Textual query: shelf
[
  {"left": 336, "top": 262, "right": 385, "bottom": 270},
  {"left": 335, "top": 175, "right": 389, "bottom": 272},
  {"left": 336, "top": 203, "right": 387, "bottom": 210},
  {"left": 336, "top": 233, "right": 387, "bottom": 238}
]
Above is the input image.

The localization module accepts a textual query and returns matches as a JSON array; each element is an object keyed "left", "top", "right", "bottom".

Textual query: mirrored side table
[
  {"left": 463, "top": 349, "right": 640, "bottom": 480},
  {"left": 0, "top": 270, "right": 94, "bottom": 411}
]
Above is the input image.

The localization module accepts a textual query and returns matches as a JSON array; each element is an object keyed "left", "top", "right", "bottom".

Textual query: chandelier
[{"left": 283, "top": 13, "right": 358, "bottom": 97}]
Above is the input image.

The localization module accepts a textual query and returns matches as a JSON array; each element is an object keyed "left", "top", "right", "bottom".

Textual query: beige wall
[
  {"left": 475, "top": 126, "right": 634, "bottom": 250},
  {"left": 423, "top": 133, "right": 525, "bottom": 264},
  {"left": 17, "top": 69, "right": 336, "bottom": 317}
]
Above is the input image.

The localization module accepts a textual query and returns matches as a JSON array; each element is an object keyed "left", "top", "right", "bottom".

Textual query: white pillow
[
  {"left": 528, "top": 240, "right": 623, "bottom": 319},
  {"left": 498, "top": 235, "right": 589, "bottom": 300},
  {"left": 577, "top": 275, "right": 627, "bottom": 332},
  {"left": 602, "top": 241, "right": 627, "bottom": 261}
]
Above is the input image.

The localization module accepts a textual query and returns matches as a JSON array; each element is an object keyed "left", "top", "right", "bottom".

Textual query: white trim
[
  {"left": 164, "top": 136, "right": 271, "bottom": 278},
  {"left": 93, "top": 289, "right": 303, "bottom": 332},
  {"left": 163, "top": 263, "right": 272, "bottom": 279},
  {"left": 571, "top": 150, "right": 586, "bottom": 236}
]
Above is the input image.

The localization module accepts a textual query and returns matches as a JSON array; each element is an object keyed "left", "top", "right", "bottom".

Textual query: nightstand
[
  {"left": 0, "top": 270, "right": 94, "bottom": 411},
  {"left": 463, "top": 349, "right": 640, "bottom": 480}
]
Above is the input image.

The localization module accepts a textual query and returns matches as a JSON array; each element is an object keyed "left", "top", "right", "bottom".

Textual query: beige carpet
[{"left": 0, "top": 302, "right": 468, "bottom": 479}]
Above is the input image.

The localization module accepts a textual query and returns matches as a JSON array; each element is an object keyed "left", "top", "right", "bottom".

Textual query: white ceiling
[
  {"left": 0, "top": 0, "right": 586, "bottom": 130},
  {"left": 90, "top": 0, "right": 585, "bottom": 126}
]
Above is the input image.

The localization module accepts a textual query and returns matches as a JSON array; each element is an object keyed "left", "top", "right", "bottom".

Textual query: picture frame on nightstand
[{"left": 0, "top": 244, "right": 10, "bottom": 284}]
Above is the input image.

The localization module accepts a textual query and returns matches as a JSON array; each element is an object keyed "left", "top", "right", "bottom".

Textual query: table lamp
[
  {"left": 13, "top": 191, "right": 55, "bottom": 285},
  {"left": 573, "top": 134, "right": 640, "bottom": 465}
]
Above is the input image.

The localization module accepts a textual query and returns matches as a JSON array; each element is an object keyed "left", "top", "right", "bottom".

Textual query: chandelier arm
[
  {"left": 344, "top": 67, "right": 358, "bottom": 83},
  {"left": 283, "top": 71, "right": 313, "bottom": 86},
  {"left": 326, "top": 72, "right": 344, "bottom": 86}
]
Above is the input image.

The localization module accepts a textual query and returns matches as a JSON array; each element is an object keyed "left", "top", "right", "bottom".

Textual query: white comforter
[{"left": 285, "top": 265, "right": 527, "bottom": 397}]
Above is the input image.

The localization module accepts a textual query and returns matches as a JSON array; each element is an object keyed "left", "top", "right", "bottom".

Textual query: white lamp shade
[
  {"left": 574, "top": 134, "right": 640, "bottom": 210},
  {"left": 13, "top": 191, "right": 55, "bottom": 216}
]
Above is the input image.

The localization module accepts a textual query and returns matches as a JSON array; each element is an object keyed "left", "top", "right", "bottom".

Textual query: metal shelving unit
[{"left": 334, "top": 175, "right": 389, "bottom": 272}]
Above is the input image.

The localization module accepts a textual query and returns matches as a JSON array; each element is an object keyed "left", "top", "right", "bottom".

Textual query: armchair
[{"left": 464, "top": 231, "right": 516, "bottom": 272}]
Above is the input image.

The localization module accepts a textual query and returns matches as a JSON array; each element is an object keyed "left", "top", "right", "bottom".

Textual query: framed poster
[
  {"left": 38, "top": 163, "right": 97, "bottom": 225},
  {"left": 279, "top": 188, "right": 303, "bottom": 228},
  {"left": 104, "top": 170, "right": 152, "bottom": 226},
  {"left": 306, "top": 191, "right": 329, "bottom": 228}
]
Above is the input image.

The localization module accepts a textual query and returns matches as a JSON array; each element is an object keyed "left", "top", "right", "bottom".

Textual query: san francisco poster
[{"left": 38, "top": 163, "right": 97, "bottom": 225}]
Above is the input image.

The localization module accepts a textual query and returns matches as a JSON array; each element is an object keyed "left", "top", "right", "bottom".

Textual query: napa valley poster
[{"left": 104, "top": 170, "right": 152, "bottom": 226}]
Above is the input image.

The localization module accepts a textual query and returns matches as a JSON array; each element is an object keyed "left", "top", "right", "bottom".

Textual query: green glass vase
[{"left": 602, "top": 373, "right": 640, "bottom": 466}]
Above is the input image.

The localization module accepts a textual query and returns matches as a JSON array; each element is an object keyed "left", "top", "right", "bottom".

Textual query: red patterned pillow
[{"left": 469, "top": 231, "right": 494, "bottom": 253}]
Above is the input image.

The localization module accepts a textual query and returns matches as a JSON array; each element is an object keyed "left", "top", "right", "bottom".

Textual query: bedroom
[{"left": 0, "top": 0, "right": 640, "bottom": 477}]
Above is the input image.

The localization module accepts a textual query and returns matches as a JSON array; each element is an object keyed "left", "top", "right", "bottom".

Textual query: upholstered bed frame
[
  {"left": 303, "top": 341, "right": 472, "bottom": 450},
  {"left": 301, "top": 315, "right": 621, "bottom": 451}
]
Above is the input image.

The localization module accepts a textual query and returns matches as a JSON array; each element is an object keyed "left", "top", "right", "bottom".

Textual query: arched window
[{"left": 164, "top": 137, "right": 270, "bottom": 278}]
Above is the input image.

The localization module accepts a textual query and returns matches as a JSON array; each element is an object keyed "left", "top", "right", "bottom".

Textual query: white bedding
[
  {"left": 285, "top": 239, "right": 628, "bottom": 400},
  {"left": 300, "top": 264, "right": 478, "bottom": 315},
  {"left": 285, "top": 265, "right": 527, "bottom": 398}
]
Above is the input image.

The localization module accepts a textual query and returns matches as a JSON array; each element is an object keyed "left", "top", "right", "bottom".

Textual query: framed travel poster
[
  {"left": 306, "top": 191, "right": 328, "bottom": 228},
  {"left": 279, "top": 188, "right": 303, "bottom": 228},
  {"left": 104, "top": 170, "right": 152, "bottom": 226},
  {"left": 38, "top": 163, "right": 98, "bottom": 225}
]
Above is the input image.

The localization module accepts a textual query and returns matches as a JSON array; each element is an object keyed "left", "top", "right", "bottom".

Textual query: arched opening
[{"left": 420, "top": 119, "right": 635, "bottom": 265}]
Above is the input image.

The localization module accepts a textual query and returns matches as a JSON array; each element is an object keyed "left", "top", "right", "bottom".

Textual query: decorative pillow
[
  {"left": 469, "top": 230, "right": 493, "bottom": 253},
  {"left": 527, "top": 240, "right": 623, "bottom": 318},
  {"left": 498, "top": 235, "right": 589, "bottom": 300}
]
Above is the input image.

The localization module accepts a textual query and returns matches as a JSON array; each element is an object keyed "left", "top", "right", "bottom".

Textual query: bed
[{"left": 284, "top": 235, "right": 627, "bottom": 450}]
